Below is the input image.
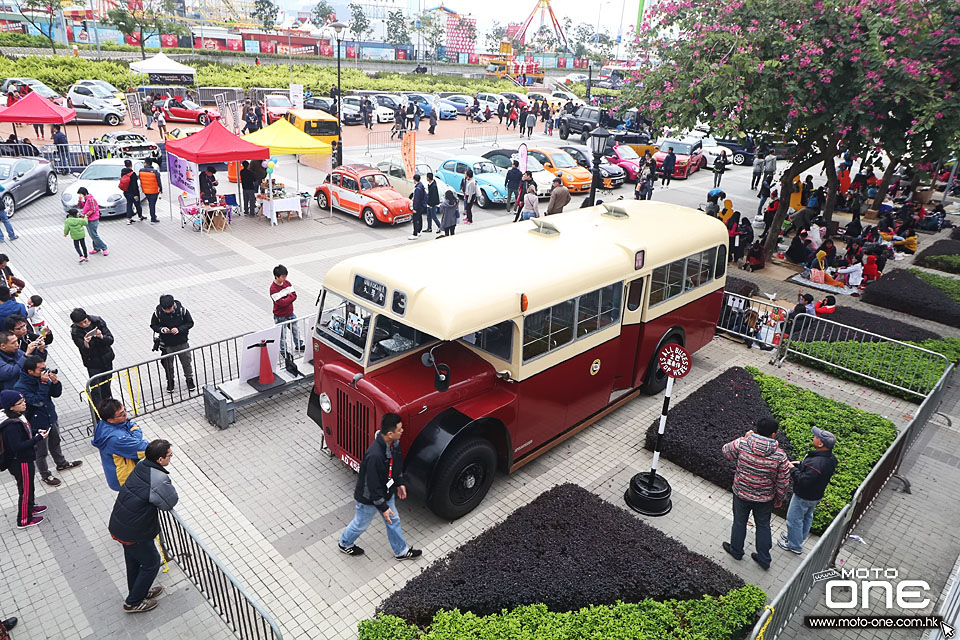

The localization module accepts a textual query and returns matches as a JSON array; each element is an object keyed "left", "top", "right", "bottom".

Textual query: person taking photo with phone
[
  {"left": 69, "top": 308, "right": 115, "bottom": 409},
  {"left": 0, "top": 389, "right": 50, "bottom": 528}
]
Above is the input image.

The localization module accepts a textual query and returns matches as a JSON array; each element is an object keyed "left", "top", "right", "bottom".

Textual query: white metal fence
[{"left": 461, "top": 125, "right": 499, "bottom": 148}]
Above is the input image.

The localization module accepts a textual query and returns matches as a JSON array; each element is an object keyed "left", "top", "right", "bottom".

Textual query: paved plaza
[{"left": 0, "top": 129, "right": 957, "bottom": 639}]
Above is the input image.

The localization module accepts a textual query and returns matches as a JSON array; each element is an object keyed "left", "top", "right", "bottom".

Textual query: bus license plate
[{"left": 340, "top": 453, "right": 360, "bottom": 472}]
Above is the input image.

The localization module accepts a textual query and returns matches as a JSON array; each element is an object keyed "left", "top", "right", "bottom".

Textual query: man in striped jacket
[{"left": 721, "top": 417, "right": 793, "bottom": 570}]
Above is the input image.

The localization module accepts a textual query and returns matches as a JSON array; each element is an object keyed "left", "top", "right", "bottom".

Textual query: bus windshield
[
  {"left": 369, "top": 315, "right": 437, "bottom": 364},
  {"left": 317, "top": 290, "right": 373, "bottom": 360}
]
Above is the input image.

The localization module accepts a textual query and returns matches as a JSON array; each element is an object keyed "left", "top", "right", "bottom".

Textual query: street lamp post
[
  {"left": 330, "top": 21, "right": 347, "bottom": 168},
  {"left": 587, "top": 127, "right": 611, "bottom": 207}
]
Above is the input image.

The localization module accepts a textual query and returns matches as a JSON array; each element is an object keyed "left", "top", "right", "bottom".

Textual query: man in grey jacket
[
  {"left": 108, "top": 439, "right": 179, "bottom": 613},
  {"left": 762, "top": 151, "right": 777, "bottom": 188}
]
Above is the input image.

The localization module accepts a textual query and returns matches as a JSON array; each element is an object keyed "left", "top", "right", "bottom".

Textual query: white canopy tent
[{"left": 130, "top": 53, "right": 197, "bottom": 78}]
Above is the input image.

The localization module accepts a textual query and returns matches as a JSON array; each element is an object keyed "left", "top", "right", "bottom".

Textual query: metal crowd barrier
[
  {"left": 158, "top": 510, "right": 283, "bottom": 640},
  {"left": 198, "top": 86, "right": 245, "bottom": 104},
  {"left": 716, "top": 291, "right": 790, "bottom": 351},
  {"left": 82, "top": 316, "right": 313, "bottom": 428},
  {"left": 365, "top": 130, "right": 402, "bottom": 156},
  {"left": 250, "top": 87, "right": 289, "bottom": 106},
  {"left": 776, "top": 314, "right": 950, "bottom": 399},
  {"left": 747, "top": 364, "right": 954, "bottom": 639},
  {"left": 461, "top": 125, "right": 499, "bottom": 148}
]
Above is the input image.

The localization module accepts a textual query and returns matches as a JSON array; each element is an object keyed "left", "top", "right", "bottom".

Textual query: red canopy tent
[
  {"left": 0, "top": 91, "right": 77, "bottom": 140},
  {"left": 164, "top": 120, "right": 269, "bottom": 225}
]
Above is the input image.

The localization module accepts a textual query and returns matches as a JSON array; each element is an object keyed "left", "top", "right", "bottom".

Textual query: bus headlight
[{"left": 318, "top": 392, "right": 332, "bottom": 413}]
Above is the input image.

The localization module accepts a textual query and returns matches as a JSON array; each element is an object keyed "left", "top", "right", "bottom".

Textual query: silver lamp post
[
  {"left": 329, "top": 21, "right": 347, "bottom": 167},
  {"left": 587, "top": 127, "right": 611, "bottom": 206}
]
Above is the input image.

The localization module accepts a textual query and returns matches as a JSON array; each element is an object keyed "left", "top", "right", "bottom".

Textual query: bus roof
[{"left": 323, "top": 201, "right": 728, "bottom": 341}]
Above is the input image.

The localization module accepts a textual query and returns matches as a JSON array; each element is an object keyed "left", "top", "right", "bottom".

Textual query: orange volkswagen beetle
[{"left": 527, "top": 147, "right": 593, "bottom": 193}]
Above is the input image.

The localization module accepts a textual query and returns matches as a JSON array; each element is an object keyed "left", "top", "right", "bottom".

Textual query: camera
[
  {"left": 152, "top": 336, "right": 161, "bottom": 352},
  {"left": 42, "top": 367, "right": 58, "bottom": 374}
]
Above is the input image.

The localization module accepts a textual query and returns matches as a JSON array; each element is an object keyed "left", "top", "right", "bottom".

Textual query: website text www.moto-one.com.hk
[{"left": 805, "top": 615, "right": 949, "bottom": 631}]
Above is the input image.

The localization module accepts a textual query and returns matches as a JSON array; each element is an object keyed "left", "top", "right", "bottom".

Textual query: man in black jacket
[
  {"left": 13, "top": 356, "right": 81, "bottom": 487},
  {"left": 150, "top": 295, "right": 195, "bottom": 393},
  {"left": 505, "top": 160, "right": 523, "bottom": 214},
  {"left": 4, "top": 314, "right": 47, "bottom": 357},
  {"left": 69, "top": 308, "right": 115, "bottom": 408},
  {"left": 239, "top": 160, "right": 258, "bottom": 217},
  {"left": 425, "top": 173, "right": 441, "bottom": 234},
  {"left": 338, "top": 413, "right": 421, "bottom": 560},
  {"left": 122, "top": 159, "right": 143, "bottom": 224},
  {"left": 1, "top": 389, "right": 50, "bottom": 528},
  {"left": 779, "top": 427, "right": 838, "bottom": 555},
  {"left": 108, "top": 439, "right": 178, "bottom": 613}
]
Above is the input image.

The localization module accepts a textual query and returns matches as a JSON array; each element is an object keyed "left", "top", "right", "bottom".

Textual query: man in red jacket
[
  {"left": 270, "top": 265, "right": 303, "bottom": 357},
  {"left": 721, "top": 417, "right": 793, "bottom": 570}
]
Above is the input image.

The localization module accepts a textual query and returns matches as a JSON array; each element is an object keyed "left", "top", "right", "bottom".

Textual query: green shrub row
[
  {"left": 566, "top": 81, "right": 619, "bottom": 99},
  {"left": 0, "top": 54, "right": 518, "bottom": 95},
  {"left": 788, "top": 337, "right": 959, "bottom": 401},
  {"left": 910, "top": 268, "right": 960, "bottom": 304},
  {"left": 919, "top": 254, "right": 960, "bottom": 275},
  {"left": 358, "top": 585, "right": 767, "bottom": 640},
  {"left": 746, "top": 367, "right": 897, "bottom": 535}
]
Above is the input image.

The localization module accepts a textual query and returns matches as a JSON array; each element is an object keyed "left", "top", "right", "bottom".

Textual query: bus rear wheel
[
  {"left": 428, "top": 437, "right": 497, "bottom": 520},
  {"left": 642, "top": 338, "right": 680, "bottom": 395}
]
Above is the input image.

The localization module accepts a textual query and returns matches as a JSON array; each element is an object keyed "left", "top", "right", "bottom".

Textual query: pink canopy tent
[{"left": 0, "top": 91, "right": 78, "bottom": 140}]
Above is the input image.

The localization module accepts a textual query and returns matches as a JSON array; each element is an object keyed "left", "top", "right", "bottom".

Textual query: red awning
[
  {"left": 165, "top": 120, "right": 270, "bottom": 163},
  {"left": 0, "top": 91, "right": 76, "bottom": 124}
]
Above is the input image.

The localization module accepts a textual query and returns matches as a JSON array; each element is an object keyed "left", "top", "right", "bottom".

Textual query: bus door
[{"left": 620, "top": 276, "right": 653, "bottom": 388}]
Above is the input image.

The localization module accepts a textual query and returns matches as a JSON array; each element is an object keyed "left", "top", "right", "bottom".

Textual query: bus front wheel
[
  {"left": 428, "top": 437, "right": 497, "bottom": 520},
  {"left": 642, "top": 338, "right": 680, "bottom": 395}
]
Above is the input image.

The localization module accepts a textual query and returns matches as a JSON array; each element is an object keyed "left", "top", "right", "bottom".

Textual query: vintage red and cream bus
[{"left": 307, "top": 201, "right": 729, "bottom": 519}]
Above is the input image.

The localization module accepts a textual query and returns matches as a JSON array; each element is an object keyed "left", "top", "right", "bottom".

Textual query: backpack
[{"left": 118, "top": 173, "right": 131, "bottom": 191}]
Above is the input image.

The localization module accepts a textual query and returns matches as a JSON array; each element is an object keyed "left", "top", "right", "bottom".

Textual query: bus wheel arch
[{"left": 642, "top": 328, "right": 686, "bottom": 395}]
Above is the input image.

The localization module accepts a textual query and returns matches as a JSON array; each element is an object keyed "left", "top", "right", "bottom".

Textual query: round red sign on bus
[{"left": 658, "top": 344, "right": 691, "bottom": 378}]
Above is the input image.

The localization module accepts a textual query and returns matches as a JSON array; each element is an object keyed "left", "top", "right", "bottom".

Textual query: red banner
[
  {"left": 346, "top": 45, "right": 356, "bottom": 58},
  {"left": 160, "top": 34, "right": 178, "bottom": 47},
  {"left": 557, "top": 57, "right": 566, "bottom": 68},
  {"left": 226, "top": 39, "right": 242, "bottom": 51},
  {"left": 318, "top": 44, "right": 333, "bottom": 56},
  {"left": 396, "top": 49, "right": 406, "bottom": 60},
  {"left": 125, "top": 33, "right": 141, "bottom": 46},
  {"left": 468, "top": 53, "right": 478, "bottom": 64},
  {"left": 261, "top": 41, "right": 276, "bottom": 53}
]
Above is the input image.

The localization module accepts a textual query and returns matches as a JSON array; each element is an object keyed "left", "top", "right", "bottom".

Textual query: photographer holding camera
[
  {"left": 150, "top": 295, "right": 195, "bottom": 393},
  {"left": 14, "top": 356, "right": 82, "bottom": 487},
  {"left": 69, "top": 308, "right": 115, "bottom": 409}
]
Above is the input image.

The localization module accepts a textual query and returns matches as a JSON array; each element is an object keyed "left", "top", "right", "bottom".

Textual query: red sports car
[
  {"left": 156, "top": 98, "right": 220, "bottom": 125},
  {"left": 263, "top": 94, "right": 294, "bottom": 124},
  {"left": 653, "top": 139, "right": 707, "bottom": 179}
]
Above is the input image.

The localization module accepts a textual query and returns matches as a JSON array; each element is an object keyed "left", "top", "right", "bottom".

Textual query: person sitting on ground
[
  {"left": 798, "top": 292, "right": 816, "bottom": 315},
  {"left": 837, "top": 256, "right": 863, "bottom": 288},
  {"left": 841, "top": 239, "right": 864, "bottom": 267},
  {"left": 785, "top": 235, "right": 814, "bottom": 264},
  {"left": 862, "top": 254, "right": 882, "bottom": 282},
  {"left": 814, "top": 295, "right": 836, "bottom": 317},
  {"left": 819, "top": 238, "right": 837, "bottom": 267},
  {"left": 744, "top": 241, "right": 765, "bottom": 272},
  {"left": 893, "top": 228, "right": 918, "bottom": 254},
  {"left": 789, "top": 207, "right": 816, "bottom": 237}
]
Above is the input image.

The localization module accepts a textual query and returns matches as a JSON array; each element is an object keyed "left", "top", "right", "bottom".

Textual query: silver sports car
[
  {"left": 0, "top": 156, "right": 57, "bottom": 217},
  {"left": 61, "top": 158, "right": 144, "bottom": 218}
]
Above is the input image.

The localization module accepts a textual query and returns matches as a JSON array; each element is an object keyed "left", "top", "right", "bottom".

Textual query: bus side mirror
[{"left": 435, "top": 363, "right": 450, "bottom": 392}]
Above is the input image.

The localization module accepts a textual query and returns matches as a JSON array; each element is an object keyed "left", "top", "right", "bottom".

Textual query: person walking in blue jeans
[
  {"left": 779, "top": 427, "right": 838, "bottom": 555},
  {"left": 338, "top": 413, "right": 422, "bottom": 560},
  {"left": 78, "top": 188, "right": 108, "bottom": 255},
  {"left": 425, "top": 173, "right": 441, "bottom": 234},
  {"left": 721, "top": 418, "right": 793, "bottom": 570},
  {"left": 269, "top": 265, "right": 302, "bottom": 357},
  {"left": 0, "top": 185, "right": 18, "bottom": 242}
]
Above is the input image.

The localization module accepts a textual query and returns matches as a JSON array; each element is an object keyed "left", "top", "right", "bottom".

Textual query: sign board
[
  {"left": 167, "top": 152, "right": 198, "bottom": 196},
  {"left": 499, "top": 41, "right": 513, "bottom": 55},
  {"left": 657, "top": 344, "right": 691, "bottom": 378},
  {"left": 289, "top": 83, "right": 304, "bottom": 110},
  {"left": 518, "top": 143, "right": 528, "bottom": 173},
  {"left": 125, "top": 92, "right": 143, "bottom": 128},
  {"left": 213, "top": 92, "right": 229, "bottom": 129},
  {"left": 401, "top": 131, "right": 416, "bottom": 187},
  {"left": 147, "top": 72, "right": 194, "bottom": 85},
  {"left": 240, "top": 325, "right": 283, "bottom": 382},
  {"left": 227, "top": 100, "right": 240, "bottom": 134}
]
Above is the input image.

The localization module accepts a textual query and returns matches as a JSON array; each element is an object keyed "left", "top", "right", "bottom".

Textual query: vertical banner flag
[
  {"left": 167, "top": 152, "right": 198, "bottom": 196},
  {"left": 401, "top": 131, "right": 416, "bottom": 184},
  {"left": 227, "top": 100, "right": 240, "bottom": 133},
  {"left": 214, "top": 93, "right": 229, "bottom": 129},
  {"left": 125, "top": 92, "right": 143, "bottom": 128},
  {"left": 518, "top": 142, "right": 528, "bottom": 172},
  {"left": 289, "top": 84, "right": 304, "bottom": 110}
]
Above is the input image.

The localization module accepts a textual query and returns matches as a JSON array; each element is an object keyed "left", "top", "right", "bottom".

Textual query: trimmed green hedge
[
  {"left": 789, "top": 337, "right": 959, "bottom": 401},
  {"left": 358, "top": 586, "right": 767, "bottom": 640},
  {"left": 911, "top": 268, "right": 960, "bottom": 303},
  {"left": 747, "top": 367, "right": 897, "bottom": 534},
  {"left": 922, "top": 255, "right": 960, "bottom": 274}
]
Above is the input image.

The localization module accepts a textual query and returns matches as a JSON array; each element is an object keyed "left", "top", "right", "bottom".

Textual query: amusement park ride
[{"left": 512, "top": 0, "right": 570, "bottom": 52}]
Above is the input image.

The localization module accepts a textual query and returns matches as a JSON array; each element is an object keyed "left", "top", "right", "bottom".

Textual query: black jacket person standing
[
  {"left": 150, "top": 295, "right": 195, "bottom": 393},
  {"left": 69, "top": 308, "right": 115, "bottom": 408},
  {"left": 0, "top": 389, "right": 50, "bottom": 528}
]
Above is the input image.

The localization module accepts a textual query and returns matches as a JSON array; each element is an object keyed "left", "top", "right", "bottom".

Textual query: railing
[
  {"left": 747, "top": 363, "right": 954, "bottom": 639},
  {"left": 82, "top": 316, "right": 313, "bottom": 428},
  {"left": 716, "top": 292, "right": 790, "bottom": 352},
  {"left": 461, "top": 125, "right": 499, "bottom": 148},
  {"left": 365, "top": 130, "right": 402, "bottom": 156},
  {"left": 158, "top": 509, "right": 283, "bottom": 640},
  {"left": 198, "top": 86, "right": 245, "bottom": 104},
  {"left": 776, "top": 314, "right": 950, "bottom": 399},
  {"left": 250, "top": 87, "right": 289, "bottom": 107},
  {"left": 21, "top": 142, "right": 164, "bottom": 176}
]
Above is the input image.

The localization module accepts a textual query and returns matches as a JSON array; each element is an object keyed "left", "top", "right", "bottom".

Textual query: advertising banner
[
  {"left": 125, "top": 92, "right": 143, "bottom": 128},
  {"left": 226, "top": 38, "right": 242, "bottom": 51},
  {"left": 168, "top": 152, "right": 198, "bottom": 196},
  {"left": 229, "top": 100, "right": 241, "bottom": 134},
  {"left": 396, "top": 48, "right": 406, "bottom": 60},
  {"left": 214, "top": 92, "right": 230, "bottom": 128},
  {"left": 244, "top": 39, "right": 261, "bottom": 53},
  {"left": 557, "top": 57, "right": 566, "bottom": 68},
  {"left": 518, "top": 143, "right": 528, "bottom": 173},
  {"left": 160, "top": 34, "right": 178, "bottom": 47},
  {"left": 401, "top": 132, "right": 416, "bottom": 186},
  {"left": 147, "top": 73, "right": 194, "bottom": 85},
  {"left": 289, "top": 84, "right": 304, "bottom": 110},
  {"left": 345, "top": 45, "right": 356, "bottom": 58},
  {"left": 262, "top": 41, "right": 276, "bottom": 54}
]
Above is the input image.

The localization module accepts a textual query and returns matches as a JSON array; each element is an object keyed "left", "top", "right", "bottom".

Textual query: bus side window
[
  {"left": 715, "top": 245, "right": 727, "bottom": 278},
  {"left": 627, "top": 278, "right": 644, "bottom": 311},
  {"left": 522, "top": 299, "right": 574, "bottom": 362}
]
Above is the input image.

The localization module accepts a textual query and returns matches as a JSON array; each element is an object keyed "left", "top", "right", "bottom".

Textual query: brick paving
[{"left": 0, "top": 130, "right": 955, "bottom": 640}]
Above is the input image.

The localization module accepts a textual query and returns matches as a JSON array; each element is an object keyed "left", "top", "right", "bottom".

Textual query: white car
[
  {"left": 68, "top": 83, "right": 124, "bottom": 110},
  {"left": 699, "top": 136, "right": 734, "bottom": 166},
  {"left": 476, "top": 92, "right": 508, "bottom": 107},
  {"left": 61, "top": 158, "right": 144, "bottom": 218},
  {"left": 342, "top": 95, "right": 394, "bottom": 123},
  {"left": 560, "top": 73, "right": 588, "bottom": 85},
  {"left": 376, "top": 159, "right": 456, "bottom": 199}
]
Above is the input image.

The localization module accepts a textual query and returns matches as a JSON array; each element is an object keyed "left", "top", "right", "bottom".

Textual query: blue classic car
[{"left": 436, "top": 155, "right": 508, "bottom": 208}]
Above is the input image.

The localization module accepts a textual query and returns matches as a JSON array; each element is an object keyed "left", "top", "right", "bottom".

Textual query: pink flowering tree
[{"left": 620, "top": 0, "right": 960, "bottom": 257}]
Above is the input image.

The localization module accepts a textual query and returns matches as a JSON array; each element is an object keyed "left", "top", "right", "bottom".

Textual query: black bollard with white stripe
[{"left": 625, "top": 344, "right": 690, "bottom": 517}]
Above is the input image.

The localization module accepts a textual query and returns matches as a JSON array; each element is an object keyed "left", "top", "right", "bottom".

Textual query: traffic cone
[{"left": 257, "top": 341, "right": 275, "bottom": 385}]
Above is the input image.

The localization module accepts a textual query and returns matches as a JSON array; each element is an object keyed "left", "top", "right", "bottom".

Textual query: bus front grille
[{"left": 335, "top": 387, "right": 375, "bottom": 464}]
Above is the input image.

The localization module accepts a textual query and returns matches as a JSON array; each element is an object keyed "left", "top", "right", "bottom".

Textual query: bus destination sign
[{"left": 353, "top": 275, "right": 387, "bottom": 307}]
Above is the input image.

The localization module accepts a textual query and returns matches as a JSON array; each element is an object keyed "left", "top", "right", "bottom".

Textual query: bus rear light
[{"left": 520, "top": 293, "right": 528, "bottom": 312}]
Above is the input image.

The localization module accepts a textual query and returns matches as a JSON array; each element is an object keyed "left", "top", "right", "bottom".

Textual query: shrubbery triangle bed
[
  {"left": 644, "top": 367, "right": 896, "bottom": 534},
  {"left": 862, "top": 269, "right": 960, "bottom": 328},
  {"left": 376, "top": 484, "right": 753, "bottom": 629}
]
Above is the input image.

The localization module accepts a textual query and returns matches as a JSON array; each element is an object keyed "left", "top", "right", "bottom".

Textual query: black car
[
  {"left": 558, "top": 105, "right": 624, "bottom": 140},
  {"left": 708, "top": 136, "right": 757, "bottom": 166},
  {"left": 303, "top": 96, "right": 363, "bottom": 125},
  {"left": 557, "top": 144, "right": 626, "bottom": 188}
]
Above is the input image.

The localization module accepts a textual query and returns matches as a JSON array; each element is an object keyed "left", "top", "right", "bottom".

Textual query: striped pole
[{"left": 646, "top": 375, "right": 674, "bottom": 487}]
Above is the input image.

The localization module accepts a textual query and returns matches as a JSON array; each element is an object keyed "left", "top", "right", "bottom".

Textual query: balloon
[
  {"left": 267, "top": 161, "right": 275, "bottom": 169},
  {"left": 266, "top": 167, "right": 274, "bottom": 174},
  {"left": 261, "top": 161, "right": 268, "bottom": 168}
]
